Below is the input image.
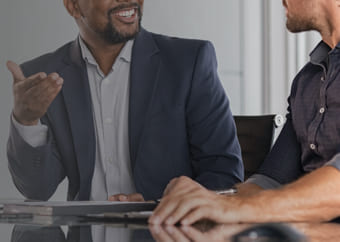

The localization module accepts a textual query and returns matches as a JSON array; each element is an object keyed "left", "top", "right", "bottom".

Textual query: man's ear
[{"left": 63, "top": 0, "right": 81, "bottom": 18}]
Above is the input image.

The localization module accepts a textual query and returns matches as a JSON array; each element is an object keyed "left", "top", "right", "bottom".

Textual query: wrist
[{"left": 12, "top": 112, "right": 39, "bottom": 126}]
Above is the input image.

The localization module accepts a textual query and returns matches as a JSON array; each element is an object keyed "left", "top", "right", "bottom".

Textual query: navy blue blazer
[{"left": 8, "top": 29, "right": 243, "bottom": 201}]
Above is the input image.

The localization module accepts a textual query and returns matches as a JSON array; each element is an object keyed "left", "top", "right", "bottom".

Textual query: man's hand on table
[
  {"left": 108, "top": 193, "right": 145, "bottom": 202},
  {"left": 149, "top": 176, "right": 246, "bottom": 225}
]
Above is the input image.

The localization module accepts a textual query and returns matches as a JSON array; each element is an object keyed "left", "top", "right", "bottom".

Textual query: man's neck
[
  {"left": 321, "top": 32, "right": 340, "bottom": 50},
  {"left": 320, "top": 8, "right": 340, "bottom": 49},
  {"left": 81, "top": 35, "right": 126, "bottom": 76}
]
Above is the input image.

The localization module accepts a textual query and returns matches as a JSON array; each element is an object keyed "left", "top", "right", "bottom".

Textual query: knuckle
[
  {"left": 169, "top": 177, "right": 178, "bottom": 184},
  {"left": 177, "top": 176, "right": 189, "bottom": 185},
  {"left": 178, "top": 176, "right": 188, "bottom": 181},
  {"left": 48, "top": 72, "right": 59, "bottom": 80},
  {"left": 38, "top": 72, "right": 47, "bottom": 78}
]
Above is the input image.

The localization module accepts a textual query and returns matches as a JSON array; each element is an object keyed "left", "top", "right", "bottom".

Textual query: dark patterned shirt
[{"left": 249, "top": 41, "right": 340, "bottom": 187}]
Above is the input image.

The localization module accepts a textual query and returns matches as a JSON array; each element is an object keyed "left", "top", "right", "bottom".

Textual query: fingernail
[
  {"left": 166, "top": 217, "right": 173, "bottom": 225},
  {"left": 151, "top": 216, "right": 160, "bottom": 224},
  {"left": 165, "top": 226, "right": 173, "bottom": 234},
  {"left": 181, "top": 219, "right": 189, "bottom": 225},
  {"left": 181, "top": 226, "right": 189, "bottom": 231},
  {"left": 51, "top": 73, "right": 58, "bottom": 80},
  {"left": 56, "top": 78, "right": 63, "bottom": 85},
  {"left": 152, "top": 226, "right": 160, "bottom": 234},
  {"left": 119, "top": 195, "right": 127, "bottom": 201}
]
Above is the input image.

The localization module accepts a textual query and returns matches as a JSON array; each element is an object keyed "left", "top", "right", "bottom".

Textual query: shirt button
[
  {"left": 319, "top": 107, "right": 325, "bottom": 114},
  {"left": 310, "top": 144, "right": 316, "bottom": 150},
  {"left": 321, "top": 76, "right": 325, "bottom": 81},
  {"left": 104, "top": 118, "right": 113, "bottom": 124}
]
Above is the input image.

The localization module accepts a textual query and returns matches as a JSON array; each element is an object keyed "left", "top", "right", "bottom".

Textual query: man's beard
[
  {"left": 101, "top": 4, "right": 142, "bottom": 44},
  {"left": 286, "top": 16, "right": 317, "bottom": 33}
]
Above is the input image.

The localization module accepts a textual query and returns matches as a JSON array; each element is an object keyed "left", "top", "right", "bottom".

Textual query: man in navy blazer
[{"left": 7, "top": 0, "right": 243, "bottom": 201}]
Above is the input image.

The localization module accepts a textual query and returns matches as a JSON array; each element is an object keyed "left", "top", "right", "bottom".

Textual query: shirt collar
[
  {"left": 78, "top": 36, "right": 134, "bottom": 67},
  {"left": 309, "top": 41, "right": 331, "bottom": 65}
]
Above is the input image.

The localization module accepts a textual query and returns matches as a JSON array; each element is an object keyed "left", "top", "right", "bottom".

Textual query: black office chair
[{"left": 234, "top": 115, "right": 283, "bottom": 179}]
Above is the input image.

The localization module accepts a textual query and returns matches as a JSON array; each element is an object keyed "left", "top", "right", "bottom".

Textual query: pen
[
  {"left": 214, "top": 187, "right": 237, "bottom": 195},
  {"left": 154, "top": 187, "right": 237, "bottom": 204}
]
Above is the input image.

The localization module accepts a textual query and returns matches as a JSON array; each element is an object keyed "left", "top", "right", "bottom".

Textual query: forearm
[
  {"left": 240, "top": 166, "right": 340, "bottom": 222},
  {"left": 235, "top": 183, "right": 263, "bottom": 197}
]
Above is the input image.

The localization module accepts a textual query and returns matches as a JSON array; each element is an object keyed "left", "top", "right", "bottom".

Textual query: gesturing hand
[{"left": 7, "top": 61, "right": 64, "bottom": 125}]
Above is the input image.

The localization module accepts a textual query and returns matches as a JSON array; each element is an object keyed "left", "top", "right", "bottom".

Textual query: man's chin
[
  {"left": 286, "top": 19, "right": 316, "bottom": 33},
  {"left": 102, "top": 25, "right": 141, "bottom": 44}
]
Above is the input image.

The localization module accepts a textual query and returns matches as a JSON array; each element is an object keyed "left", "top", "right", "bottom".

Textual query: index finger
[
  {"left": 163, "top": 178, "right": 179, "bottom": 196},
  {"left": 6, "top": 61, "right": 25, "bottom": 83}
]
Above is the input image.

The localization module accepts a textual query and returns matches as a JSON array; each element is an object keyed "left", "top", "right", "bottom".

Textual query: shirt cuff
[
  {"left": 11, "top": 114, "right": 48, "bottom": 148},
  {"left": 245, "top": 174, "right": 282, "bottom": 190},
  {"left": 325, "top": 153, "right": 340, "bottom": 171}
]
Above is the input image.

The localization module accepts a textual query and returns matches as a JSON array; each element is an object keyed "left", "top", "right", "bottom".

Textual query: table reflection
[
  {"left": 10, "top": 221, "right": 340, "bottom": 242},
  {"left": 11, "top": 225, "right": 153, "bottom": 242}
]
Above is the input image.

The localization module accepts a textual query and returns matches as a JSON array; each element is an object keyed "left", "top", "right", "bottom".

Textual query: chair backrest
[{"left": 234, "top": 115, "right": 283, "bottom": 179}]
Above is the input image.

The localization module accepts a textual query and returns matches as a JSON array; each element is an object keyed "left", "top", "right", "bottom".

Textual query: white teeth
[{"left": 117, "top": 9, "right": 135, "bottom": 18}]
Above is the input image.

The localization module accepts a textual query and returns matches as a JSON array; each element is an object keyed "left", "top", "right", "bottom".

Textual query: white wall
[{"left": 143, "top": 0, "right": 243, "bottom": 113}]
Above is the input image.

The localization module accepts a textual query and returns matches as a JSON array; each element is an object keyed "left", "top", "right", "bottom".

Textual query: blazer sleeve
[
  {"left": 186, "top": 41, "right": 244, "bottom": 189},
  {"left": 7, "top": 66, "right": 66, "bottom": 201}
]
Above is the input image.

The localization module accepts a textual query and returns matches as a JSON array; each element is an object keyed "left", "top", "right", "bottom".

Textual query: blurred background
[{"left": 0, "top": 0, "right": 320, "bottom": 200}]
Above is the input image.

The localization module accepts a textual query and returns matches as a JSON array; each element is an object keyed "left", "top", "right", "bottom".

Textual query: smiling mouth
[
  {"left": 115, "top": 8, "right": 137, "bottom": 18},
  {"left": 110, "top": 6, "right": 139, "bottom": 24}
]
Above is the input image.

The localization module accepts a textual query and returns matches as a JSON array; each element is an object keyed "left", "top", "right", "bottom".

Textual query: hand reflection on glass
[
  {"left": 149, "top": 224, "right": 251, "bottom": 242},
  {"left": 149, "top": 222, "right": 340, "bottom": 242},
  {"left": 292, "top": 223, "right": 340, "bottom": 242}
]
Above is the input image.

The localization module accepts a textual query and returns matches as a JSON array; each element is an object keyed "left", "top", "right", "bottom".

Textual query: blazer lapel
[
  {"left": 60, "top": 39, "right": 96, "bottom": 200},
  {"left": 129, "top": 29, "right": 161, "bottom": 170}
]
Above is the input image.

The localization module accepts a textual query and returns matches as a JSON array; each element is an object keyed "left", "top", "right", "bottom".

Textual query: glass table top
[{"left": 1, "top": 211, "right": 340, "bottom": 242}]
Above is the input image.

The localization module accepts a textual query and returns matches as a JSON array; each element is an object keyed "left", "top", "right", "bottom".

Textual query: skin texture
[
  {"left": 149, "top": 0, "right": 340, "bottom": 225},
  {"left": 7, "top": 0, "right": 145, "bottom": 202}
]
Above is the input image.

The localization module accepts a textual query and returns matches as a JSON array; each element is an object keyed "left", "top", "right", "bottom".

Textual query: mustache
[{"left": 108, "top": 3, "right": 141, "bottom": 15}]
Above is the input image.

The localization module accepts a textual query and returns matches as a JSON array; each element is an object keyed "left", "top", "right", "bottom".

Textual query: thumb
[{"left": 6, "top": 61, "right": 26, "bottom": 83}]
